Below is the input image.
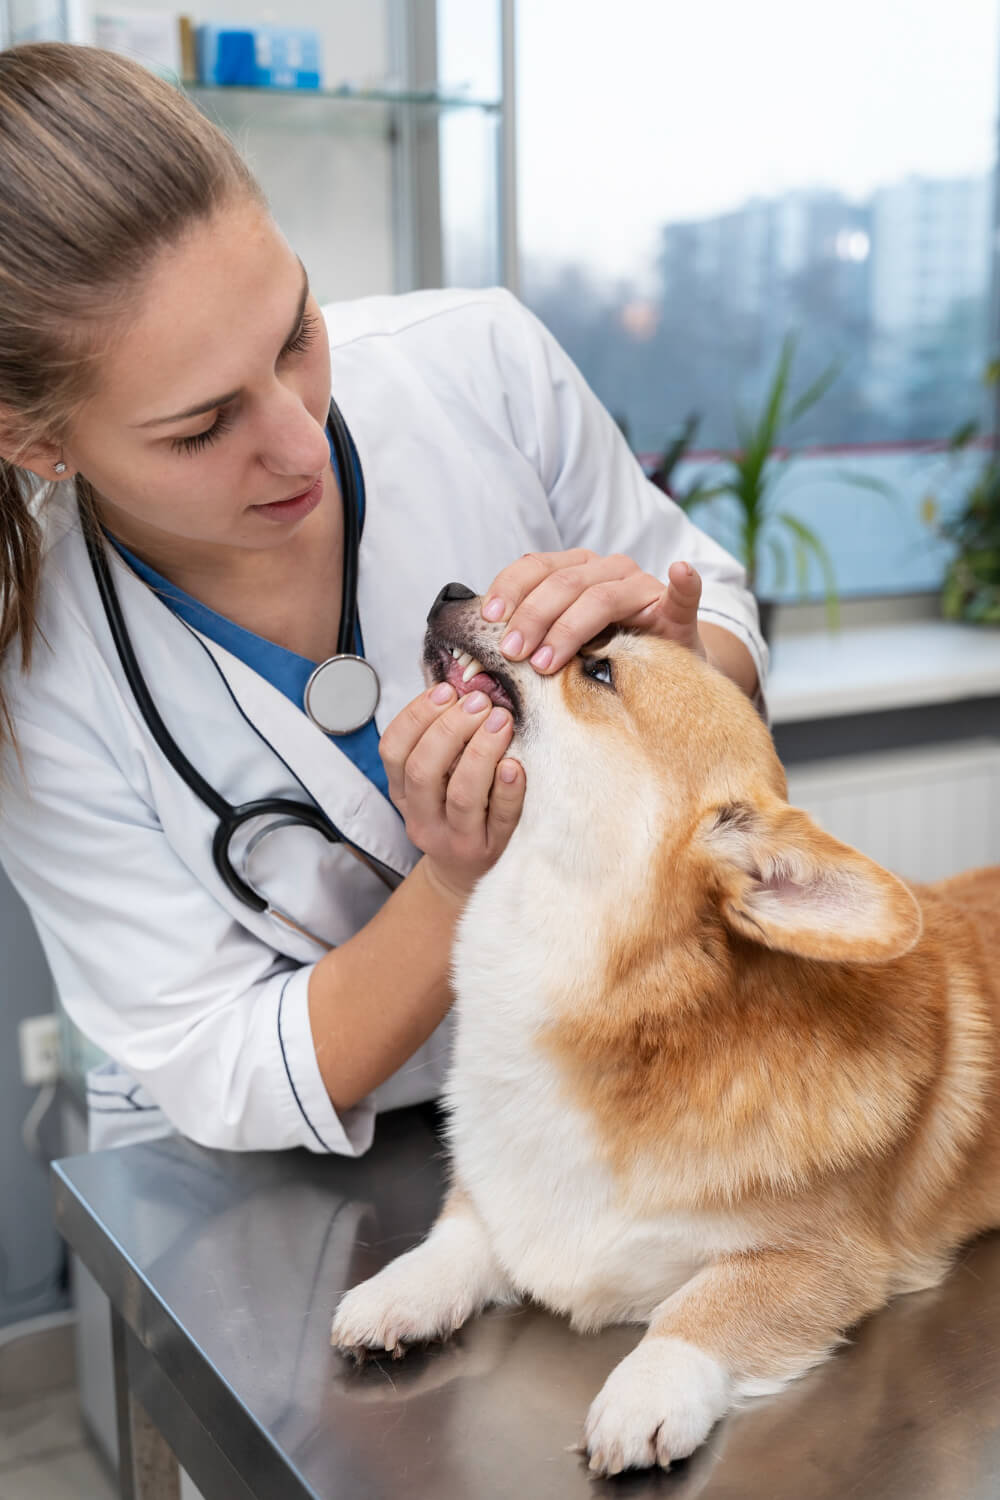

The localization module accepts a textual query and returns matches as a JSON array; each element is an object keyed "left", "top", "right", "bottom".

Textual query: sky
[{"left": 442, "top": 0, "right": 1000, "bottom": 289}]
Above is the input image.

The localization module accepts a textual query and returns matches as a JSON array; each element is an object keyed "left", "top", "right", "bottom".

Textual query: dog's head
[{"left": 424, "top": 584, "right": 921, "bottom": 966}]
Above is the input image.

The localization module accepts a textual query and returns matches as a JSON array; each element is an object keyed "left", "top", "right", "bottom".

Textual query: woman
[{"left": 0, "top": 43, "right": 766, "bottom": 1156}]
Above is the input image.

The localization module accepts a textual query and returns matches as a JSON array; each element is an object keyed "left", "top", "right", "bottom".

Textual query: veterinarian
[{"left": 0, "top": 44, "right": 767, "bottom": 1156}]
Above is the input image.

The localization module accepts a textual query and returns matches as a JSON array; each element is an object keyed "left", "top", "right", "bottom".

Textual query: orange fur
[
  {"left": 335, "top": 607, "right": 1000, "bottom": 1471},
  {"left": 543, "top": 636, "right": 1000, "bottom": 1382}
]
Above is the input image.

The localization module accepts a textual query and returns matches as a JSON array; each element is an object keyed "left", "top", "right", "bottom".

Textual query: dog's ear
[{"left": 699, "top": 797, "right": 922, "bottom": 962}]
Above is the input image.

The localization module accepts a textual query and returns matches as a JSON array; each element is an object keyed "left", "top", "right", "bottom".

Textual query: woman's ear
[
  {"left": 0, "top": 408, "right": 66, "bottom": 478},
  {"left": 699, "top": 796, "right": 923, "bottom": 963}
]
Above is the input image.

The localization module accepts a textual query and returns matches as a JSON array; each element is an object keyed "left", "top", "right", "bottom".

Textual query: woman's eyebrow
[{"left": 134, "top": 262, "right": 310, "bottom": 428}]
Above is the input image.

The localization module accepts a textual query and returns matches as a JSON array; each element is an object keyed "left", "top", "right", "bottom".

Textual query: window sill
[{"left": 767, "top": 621, "right": 1000, "bottom": 725}]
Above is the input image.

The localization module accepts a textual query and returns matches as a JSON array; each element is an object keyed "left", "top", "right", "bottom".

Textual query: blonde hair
[{"left": 0, "top": 42, "right": 263, "bottom": 743}]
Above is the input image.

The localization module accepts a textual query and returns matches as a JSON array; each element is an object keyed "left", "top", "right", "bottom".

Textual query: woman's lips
[{"left": 252, "top": 473, "right": 324, "bottom": 522}]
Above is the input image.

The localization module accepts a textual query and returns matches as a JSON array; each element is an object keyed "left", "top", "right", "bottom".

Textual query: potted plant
[
  {"left": 647, "top": 336, "right": 881, "bottom": 640},
  {"left": 921, "top": 381, "right": 1000, "bottom": 625}
]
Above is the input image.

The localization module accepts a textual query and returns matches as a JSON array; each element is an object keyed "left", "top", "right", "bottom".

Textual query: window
[{"left": 516, "top": 0, "right": 1000, "bottom": 602}]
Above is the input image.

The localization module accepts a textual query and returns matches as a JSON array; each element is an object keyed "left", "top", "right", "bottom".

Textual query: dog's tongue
[{"left": 445, "top": 659, "right": 498, "bottom": 699}]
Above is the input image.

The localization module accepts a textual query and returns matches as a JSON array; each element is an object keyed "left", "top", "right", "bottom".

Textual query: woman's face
[{"left": 64, "top": 197, "right": 333, "bottom": 561}]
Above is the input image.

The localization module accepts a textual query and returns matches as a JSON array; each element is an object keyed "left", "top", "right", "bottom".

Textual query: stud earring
[{"left": 53, "top": 462, "right": 67, "bottom": 475}]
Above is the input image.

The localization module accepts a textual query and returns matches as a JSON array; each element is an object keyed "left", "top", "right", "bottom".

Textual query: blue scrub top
[{"left": 108, "top": 420, "right": 390, "bottom": 800}]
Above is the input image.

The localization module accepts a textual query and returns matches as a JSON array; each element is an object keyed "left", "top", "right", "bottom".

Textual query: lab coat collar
[
  {"left": 55, "top": 490, "right": 420, "bottom": 888},
  {"left": 188, "top": 629, "right": 418, "bottom": 883}
]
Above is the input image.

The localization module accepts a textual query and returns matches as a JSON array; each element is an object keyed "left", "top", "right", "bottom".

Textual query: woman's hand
[
  {"left": 380, "top": 686, "right": 524, "bottom": 905},
  {"left": 481, "top": 551, "right": 758, "bottom": 698},
  {"left": 481, "top": 550, "right": 706, "bottom": 671}
]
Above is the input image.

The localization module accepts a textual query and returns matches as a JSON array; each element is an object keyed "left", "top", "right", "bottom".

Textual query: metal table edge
[{"left": 51, "top": 1156, "right": 321, "bottom": 1500}]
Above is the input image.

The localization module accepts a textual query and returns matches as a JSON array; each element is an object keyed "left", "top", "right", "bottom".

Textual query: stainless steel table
[{"left": 52, "top": 1104, "right": 1000, "bottom": 1500}]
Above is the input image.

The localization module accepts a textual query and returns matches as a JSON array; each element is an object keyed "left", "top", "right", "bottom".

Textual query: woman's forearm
[
  {"left": 306, "top": 856, "right": 464, "bottom": 1113},
  {"left": 699, "top": 621, "right": 760, "bottom": 700}
]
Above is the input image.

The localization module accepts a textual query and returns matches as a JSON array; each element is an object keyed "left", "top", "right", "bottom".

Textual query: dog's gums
[{"left": 425, "top": 636, "right": 520, "bottom": 718}]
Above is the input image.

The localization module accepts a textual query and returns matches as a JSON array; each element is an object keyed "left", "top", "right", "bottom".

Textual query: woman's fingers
[
  {"left": 479, "top": 549, "right": 711, "bottom": 677},
  {"left": 397, "top": 692, "right": 495, "bottom": 823},
  {"left": 379, "top": 681, "right": 459, "bottom": 810},
  {"left": 656, "top": 560, "right": 703, "bottom": 645},
  {"left": 383, "top": 687, "right": 519, "bottom": 873},
  {"left": 624, "top": 561, "right": 707, "bottom": 657},
  {"left": 482, "top": 549, "right": 597, "bottom": 627},
  {"left": 440, "top": 706, "right": 517, "bottom": 840},
  {"left": 496, "top": 556, "right": 662, "bottom": 674},
  {"left": 485, "top": 758, "right": 524, "bottom": 852}
]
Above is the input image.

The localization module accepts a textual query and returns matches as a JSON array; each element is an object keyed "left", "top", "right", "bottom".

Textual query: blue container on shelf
[{"left": 196, "top": 24, "right": 322, "bottom": 89}]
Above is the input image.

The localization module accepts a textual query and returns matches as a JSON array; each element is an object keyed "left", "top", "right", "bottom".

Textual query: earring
[{"left": 53, "top": 462, "right": 67, "bottom": 475}]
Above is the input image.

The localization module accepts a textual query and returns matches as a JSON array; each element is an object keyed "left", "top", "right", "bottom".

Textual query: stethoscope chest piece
[{"left": 304, "top": 654, "right": 380, "bottom": 736}]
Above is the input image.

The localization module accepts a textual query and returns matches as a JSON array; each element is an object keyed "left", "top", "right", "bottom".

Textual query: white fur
[
  {"left": 330, "top": 1206, "right": 513, "bottom": 1353},
  {"left": 583, "top": 1337, "right": 732, "bottom": 1475},
  {"left": 447, "top": 843, "right": 761, "bottom": 1329}
]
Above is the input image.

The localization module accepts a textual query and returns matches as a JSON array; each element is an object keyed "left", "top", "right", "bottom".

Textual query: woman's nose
[{"left": 259, "top": 397, "right": 329, "bottom": 476}]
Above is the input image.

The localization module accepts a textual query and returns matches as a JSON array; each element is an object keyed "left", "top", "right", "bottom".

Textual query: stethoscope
[{"left": 81, "top": 397, "right": 402, "bottom": 942}]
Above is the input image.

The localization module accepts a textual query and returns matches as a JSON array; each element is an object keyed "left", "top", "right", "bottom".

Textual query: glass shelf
[{"left": 186, "top": 82, "right": 501, "bottom": 113}]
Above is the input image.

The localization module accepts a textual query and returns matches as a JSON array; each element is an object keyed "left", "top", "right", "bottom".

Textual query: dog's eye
[{"left": 582, "top": 656, "right": 614, "bottom": 688}]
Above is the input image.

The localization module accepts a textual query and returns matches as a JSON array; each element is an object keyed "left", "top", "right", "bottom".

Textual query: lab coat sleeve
[
  {"left": 500, "top": 291, "right": 769, "bottom": 703},
  {"left": 0, "top": 706, "right": 375, "bottom": 1156}
]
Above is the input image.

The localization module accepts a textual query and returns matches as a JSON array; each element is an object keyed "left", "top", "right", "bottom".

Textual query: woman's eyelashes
[
  {"left": 281, "top": 309, "right": 319, "bottom": 358},
  {"left": 172, "top": 406, "right": 234, "bottom": 454},
  {"left": 170, "top": 312, "right": 320, "bottom": 455}
]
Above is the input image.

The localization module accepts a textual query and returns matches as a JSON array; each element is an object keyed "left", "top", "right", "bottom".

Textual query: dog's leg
[
  {"left": 583, "top": 1247, "right": 889, "bottom": 1475},
  {"left": 331, "top": 1185, "right": 515, "bottom": 1357}
]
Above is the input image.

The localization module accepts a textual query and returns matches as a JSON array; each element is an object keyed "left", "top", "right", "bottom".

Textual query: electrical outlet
[{"left": 18, "top": 1013, "right": 61, "bottom": 1087}]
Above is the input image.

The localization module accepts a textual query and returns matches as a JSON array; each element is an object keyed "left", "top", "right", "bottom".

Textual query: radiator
[{"left": 785, "top": 738, "right": 1000, "bottom": 883}]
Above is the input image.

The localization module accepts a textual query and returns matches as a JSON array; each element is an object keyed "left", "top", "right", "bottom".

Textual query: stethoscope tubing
[
  {"left": 327, "top": 395, "right": 362, "bottom": 659},
  {"left": 80, "top": 398, "right": 401, "bottom": 913}
]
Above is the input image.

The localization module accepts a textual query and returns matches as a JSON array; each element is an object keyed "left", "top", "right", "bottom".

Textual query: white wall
[
  {"left": 0, "top": 870, "right": 63, "bottom": 1328},
  {"left": 85, "top": 0, "right": 400, "bottom": 301}
]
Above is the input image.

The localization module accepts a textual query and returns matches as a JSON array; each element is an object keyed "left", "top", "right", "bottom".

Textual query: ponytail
[{"left": 0, "top": 458, "right": 43, "bottom": 745}]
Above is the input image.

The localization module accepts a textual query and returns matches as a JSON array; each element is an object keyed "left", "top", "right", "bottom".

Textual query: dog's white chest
[{"left": 446, "top": 855, "right": 730, "bottom": 1327}]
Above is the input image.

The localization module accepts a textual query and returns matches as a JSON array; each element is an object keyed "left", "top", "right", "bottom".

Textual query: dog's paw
[
  {"left": 582, "top": 1337, "right": 732, "bottom": 1476},
  {"left": 331, "top": 1248, "right": 478, "bottom": 1359}
]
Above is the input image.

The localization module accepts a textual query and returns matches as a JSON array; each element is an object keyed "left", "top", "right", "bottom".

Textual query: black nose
[{"left": 428, "top": 582, "right": 477, "bottom": 622}]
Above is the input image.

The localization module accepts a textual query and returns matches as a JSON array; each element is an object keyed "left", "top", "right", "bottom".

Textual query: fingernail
[
  {"left": 462, "top": 691, "right": 490, "bottom": 713},
  {"left": 485, "top": 707, "right": 509, "bottom": 732},
  {"left": 431, "top": 683, "right": 454, "bottom": 704},
  {"left": 499, "top": 761, "right": 518, "bottom": 783},
  {"left": 483, "top": 596, "right": 505, "bottom": 622},
  {"left": 530, "top": 644, "right": 553, "bottom": 670},
  {"left": 500, "top": 630, "right": 523, "bottom": 657}
]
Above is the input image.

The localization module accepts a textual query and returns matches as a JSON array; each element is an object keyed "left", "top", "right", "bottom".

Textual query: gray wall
[{"left": 0, "top": 866, "right": 65, "bottom": 1328}]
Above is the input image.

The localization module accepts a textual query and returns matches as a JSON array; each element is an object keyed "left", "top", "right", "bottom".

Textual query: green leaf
[
  {"left": 766, "top": 535, "right": 788, "bottom": 595},
  {"left": 948, "top": 418, "right": 980, "bottom": 452},
  {"left": 785, "top": 358, "right": 841, "bottom": 428},
  {"left": 830, "top": 470, "right": 899, "bottom": 501},
  {"left": 651, "top": 412, "right": 701, "bottom": 489},
  {"left": 676, "top": 480, "right": 730, "bottom": 513},
  {"left": 758, "top": 334, "right": 797, "bottom": 454},
  {"left": 777, "top": 510, "right": 839, "bottom": 628}
]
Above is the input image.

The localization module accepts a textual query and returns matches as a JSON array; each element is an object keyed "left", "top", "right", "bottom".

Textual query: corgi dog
[{"left": 331, "top": 583, "right": 1000, "bottom": 1476}]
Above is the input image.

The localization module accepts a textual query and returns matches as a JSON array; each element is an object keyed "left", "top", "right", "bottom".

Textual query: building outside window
[{"left": 513, "top": 0, "right": 1000, "bottom": 606}]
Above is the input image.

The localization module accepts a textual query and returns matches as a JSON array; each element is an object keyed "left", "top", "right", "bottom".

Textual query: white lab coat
[{"left": 0, "top": 287, "right": 767, "bottom": 1155}]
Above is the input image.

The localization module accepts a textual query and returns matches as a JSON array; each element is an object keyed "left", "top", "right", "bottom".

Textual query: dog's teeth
[
  {"left": 451, "top": 647, "right": 462, "bottom": 659},
  {"left": 462, "top": 658, "right": 485, "bottom": 682},
  {"left": 457, "top": 652, "right": 473, "bottom": 668}
]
